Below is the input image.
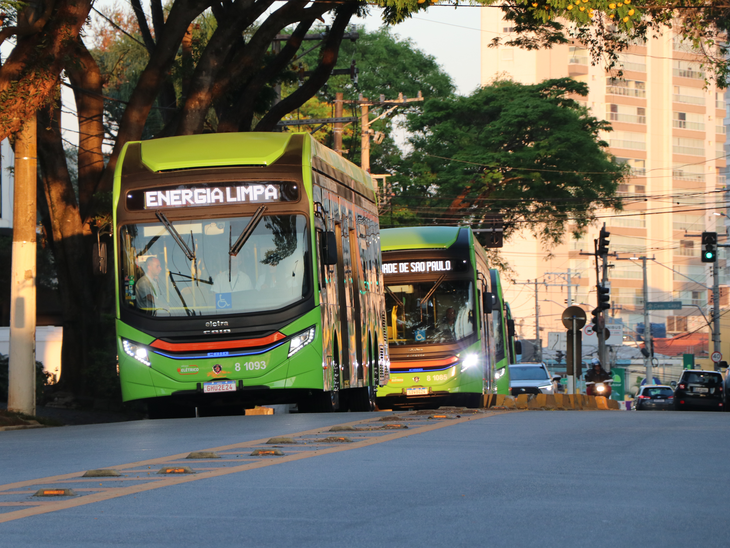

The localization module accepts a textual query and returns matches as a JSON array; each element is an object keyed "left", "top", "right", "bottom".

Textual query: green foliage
[
  {"left": 391, "top": 78, "right": 626, "bottom": 246},
  {"left": 486, "top": 0, "right": 730, "bottom": 86},
  {"left": 294, "top": 26, "right": 455, "bottom": 173},
  {"left": 0, "top": 353, "right": 53, "bottom": 404}
]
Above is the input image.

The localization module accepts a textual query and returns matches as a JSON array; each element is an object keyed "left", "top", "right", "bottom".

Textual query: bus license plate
[
  {"left": 203, "top": 380, "right": 237, "bottom": 394},
  {"left": 406, "top": 387, "right": 429, "bottom": 396}
]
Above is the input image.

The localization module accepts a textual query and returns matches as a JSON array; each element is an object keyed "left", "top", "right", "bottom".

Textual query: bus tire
[
  {"left": 346, "top": 386, "right": 376, "bottom": 412},
  {"left": 298, "top": 390, "right": 339, "bottom": 413},
  {"left": 460, "top": 393, "right": 484, "bottom": 409}
]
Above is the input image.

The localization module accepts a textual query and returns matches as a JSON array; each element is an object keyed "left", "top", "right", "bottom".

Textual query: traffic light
[
  {"left": 597, "top": 226, "right": 610, "bottom": 256},
  {"left": 597, "top": 284, "right": 610, "bottom": 312},
  {"left": 591, "top": 308, "right": 601, "bottom": 334},
  {"left": 701, "top": 231, "right": 717, "bottom": 263}
]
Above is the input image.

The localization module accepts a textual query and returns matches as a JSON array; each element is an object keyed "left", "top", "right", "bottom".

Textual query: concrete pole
[
  {"left": 8, "top": 113, "right": 37, "bottom": 415},
  {"left": 642, "top": 256, "right": 653, "bottom": 386},
  {"left": 534, "top": 279, "right": 541, "bottom": 361},
  {"left": 360, "top": 97, "right": 370, "bottom": 172},
  {"left": 334, "top": 93, "right": 343, "bottom": 155}
]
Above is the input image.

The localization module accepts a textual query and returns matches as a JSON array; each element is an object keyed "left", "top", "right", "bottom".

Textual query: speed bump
[
  {"left": 34, "top": 488, "right": 77, "bottom": 497},
  {"left": 186, "top": 451, "right": 220, "bottom": 459},
  {"left": 83, "top": 469, "right": 122, "bottom": 477},
  {"left": 158, "top": 466, "right": 194, "bottom": 474},
  {"left": 251, "top": 448, "right": 284, "bottom": 456}
]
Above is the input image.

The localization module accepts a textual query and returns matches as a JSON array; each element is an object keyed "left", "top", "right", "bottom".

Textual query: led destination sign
[
  {"left": 382, "top": 260, "right": 453, "bottom": 275},
  {"left": 126, "top": 182, "right": 299, "bottom": 211}
]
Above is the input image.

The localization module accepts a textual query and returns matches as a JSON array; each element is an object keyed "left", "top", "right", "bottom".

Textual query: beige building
[{"left": 481, "top": 11, "right": 727, "bottom": 364}]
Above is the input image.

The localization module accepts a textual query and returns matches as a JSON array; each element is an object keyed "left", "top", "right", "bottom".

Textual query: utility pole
[
  {"left": 641, "top": 256, "right": 653, "bottom": 385},
  {"left": 357, "top": 92, "right": 423, "bottom": 174},
  {"left": 334, "top": 92, "right": 344, "bottom": 155},
  {"left": 712, "top": 261, "right": 721, "bottom": 370},
  {"left": 535, "top": 279, "right": 541, "bottom": 360},
  {"left": 8, "top": 113, "right": 37, "bottom": 415},
  {"left": 544, "top": 269, "right": 579, "bottom": 305}
]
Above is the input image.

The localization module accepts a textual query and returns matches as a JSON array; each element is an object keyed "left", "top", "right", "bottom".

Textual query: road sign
[
  {"left": 647, "top": 301, "right": 683, "bottom": 310},
  {"left": 711, "top": 351, "right": 722, "bottom": 364},
  {"left": 584, "top": 324, "right": 594, "bottom": 336},
  {"left": 562, "top": 306, "right": 587, "bottom": 329}
]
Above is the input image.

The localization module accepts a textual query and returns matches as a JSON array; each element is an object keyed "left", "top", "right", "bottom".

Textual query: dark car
[
  {"left": 634, "top": 385, "right": 674, "bottom": 411},
  {"left": 674, "top": 370, "right": 724, "bottom": 411}
]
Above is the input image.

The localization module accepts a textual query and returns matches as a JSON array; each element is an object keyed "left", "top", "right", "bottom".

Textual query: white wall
[
  {"left": 0, "top": 326, "right": 63, "bottom": 383},
  {"left": 0, "top": 138, "right": 14, "bottom": 229}
]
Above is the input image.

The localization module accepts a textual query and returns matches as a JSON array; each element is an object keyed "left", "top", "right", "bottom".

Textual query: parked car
[
  {"left": 674, "top": 370, "right": 724, "bottom": 411},
  {"left": 634, "top": 385, "right": 674, "bottom": 411},
  {"left": 509, "top": 362, "right": 561, "bottom": 396}
]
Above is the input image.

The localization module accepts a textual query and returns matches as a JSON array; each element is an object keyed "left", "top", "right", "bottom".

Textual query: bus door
[
  {"left": 349, "top": 225, "right": 365, "bottom": 386},
  {"left": 335, "top": 221, "right": 355, "bottom": 387}
]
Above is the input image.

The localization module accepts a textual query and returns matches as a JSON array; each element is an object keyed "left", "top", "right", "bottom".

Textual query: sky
[{"left": 358, "top": 6, "right": 483, "bottom": 96}]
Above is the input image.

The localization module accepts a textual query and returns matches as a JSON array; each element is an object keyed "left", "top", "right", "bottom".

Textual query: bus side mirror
[
  {"left": 321, "top": 231, "right": 338, "bottom": 266},
  {"left": 514, "top": 340, "right": 522, "bottom": 355},
  {"left": 93, "top": 242, "right": 107, "bottom": 275},
  {"left": 483, "top": 292, "right": 493, "bottom": 314}
]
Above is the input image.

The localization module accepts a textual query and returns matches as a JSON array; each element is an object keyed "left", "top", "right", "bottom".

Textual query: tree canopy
[{"left": 390, "top": 78, "right": 626, "bottom": 245}]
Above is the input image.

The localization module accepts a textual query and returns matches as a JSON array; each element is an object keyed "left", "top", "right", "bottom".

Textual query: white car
[{"left": 509, "top": 362, "right": 561, "bottom": 396}]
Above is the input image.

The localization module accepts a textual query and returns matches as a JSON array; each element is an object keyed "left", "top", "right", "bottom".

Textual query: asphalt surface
[{"left": 1, "top": 409, "right": 728, "bottom": 548}]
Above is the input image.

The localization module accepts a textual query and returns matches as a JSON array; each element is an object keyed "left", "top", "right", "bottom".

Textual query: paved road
[{"left": 1, "top": 409, "right": 728, "bottom": 548}]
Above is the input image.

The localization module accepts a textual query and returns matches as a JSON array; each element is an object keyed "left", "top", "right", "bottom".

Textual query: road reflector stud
[
  {"left": 186, "top": 451, "right": 221, "bottom": 459},
  {"left": 158, "top": 466, "right": 195, "bottom": 474},
  {"left": 83, "top": 469, "right": 122, "bottom": 477},
  {"left": 251, "top": 448, "right": 284, "bottom": 456},
  {"left": 429, "top": 415, "right": 455, "bottom": 420},
  {"left": 329, "top": 425, "right": 356, "bottom": 432},
  {"left": 34, "top": 488, "right": 77, "bottom": 497},
  {"left": 266, "top": 437, "right": 296, "bottom": 444}
]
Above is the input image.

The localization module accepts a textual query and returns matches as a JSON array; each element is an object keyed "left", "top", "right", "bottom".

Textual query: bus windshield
[
  {"left": 119, "top": 214, "right": 310, "bottom": 317},
  {"left": 385, "top": 279, "right": 474, "bottom": 345}
]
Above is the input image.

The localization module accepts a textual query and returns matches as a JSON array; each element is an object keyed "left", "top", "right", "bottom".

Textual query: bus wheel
[
  {"left": 347, "top": 386, "right": 376, "bottom": 412},
  {"left": 459, "top": 393, "right": 484, "bottom": 409}
]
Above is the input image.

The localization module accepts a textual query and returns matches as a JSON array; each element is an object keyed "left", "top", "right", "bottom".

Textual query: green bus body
[
  {"left": 489, "top": 269, "right": 512, "bottom": 394},
  {"left": 377, "top": 226, "right": 507, "bottom": 407},
  {"left": 112, "top": 133, "right": 390, "bottom": 414}
]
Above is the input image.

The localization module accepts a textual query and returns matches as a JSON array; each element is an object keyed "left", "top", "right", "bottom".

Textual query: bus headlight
[
  {"left": 461, "top": 353, "right": 479, "bottom": 372},
  {"left": 288, "top": 326, "right": 316, "bottom": 358},
  {"left": 122, "top": 339, "right": 151, "bottom": 367},
  {"left": 495, "top": 367, "right": 506, "bottom": 380}
]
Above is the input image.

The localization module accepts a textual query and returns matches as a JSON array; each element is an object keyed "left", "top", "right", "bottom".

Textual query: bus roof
[
  {"left": 381, "top": 226, "right": 466, "bottom": 251},
  {"left": 132, "top": 133, "right": 298, "bottom": 172}
]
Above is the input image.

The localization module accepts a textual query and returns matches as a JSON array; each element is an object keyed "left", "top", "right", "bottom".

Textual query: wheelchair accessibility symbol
[{"left": 216, "top": 293, "right": 232, "bottom": 309}]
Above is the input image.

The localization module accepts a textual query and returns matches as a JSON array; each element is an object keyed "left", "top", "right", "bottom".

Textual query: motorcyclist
[{"left": 585, "top": 358, "right": 611, "bottom": 383}]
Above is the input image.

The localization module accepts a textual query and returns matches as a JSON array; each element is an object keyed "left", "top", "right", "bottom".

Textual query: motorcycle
[{"left": 585, "top": 380, "right": 613, "bottom": 397}]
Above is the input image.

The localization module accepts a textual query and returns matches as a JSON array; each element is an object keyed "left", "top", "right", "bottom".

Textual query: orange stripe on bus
[
  {"left": 389, "top": 356, "right": 459, "bottom": 370},
  {"left": 150, "top": 332, "right": 286, "bottom": 352}
]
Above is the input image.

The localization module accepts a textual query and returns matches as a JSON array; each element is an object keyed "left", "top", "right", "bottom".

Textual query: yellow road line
[{"left": 0, "top": 410, "right": 513, "bottom": 523}]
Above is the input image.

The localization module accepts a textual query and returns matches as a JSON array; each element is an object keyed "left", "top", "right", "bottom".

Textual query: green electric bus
[
  {"left": 377, "top": 226, "right": 504, "bottom": 408},
  {"left": 112, "top": 133, "right": 389, "bottom": 417},
  {"left": 490, "top": 269, "right": 512, "bottom": 394}
]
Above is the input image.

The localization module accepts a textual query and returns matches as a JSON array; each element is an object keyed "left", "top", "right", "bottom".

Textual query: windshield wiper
[
  {"left": 230, "top": 205, "right": 267, "bottom": 256},
  {"left": 155, "top": 210, "right": 195, "bottom": 261}
]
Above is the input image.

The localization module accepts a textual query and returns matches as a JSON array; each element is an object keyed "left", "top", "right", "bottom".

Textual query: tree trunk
[
  {"left": 0, "top": 0, "right": 93, "bottom": 141},
  {"left": 36, "top": 105, "right": 100, "bottom": 396}
]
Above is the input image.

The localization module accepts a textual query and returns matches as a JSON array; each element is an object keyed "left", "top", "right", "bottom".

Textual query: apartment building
[{"left": 480, "top": 11, "right": 727, "bottom": 359}]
